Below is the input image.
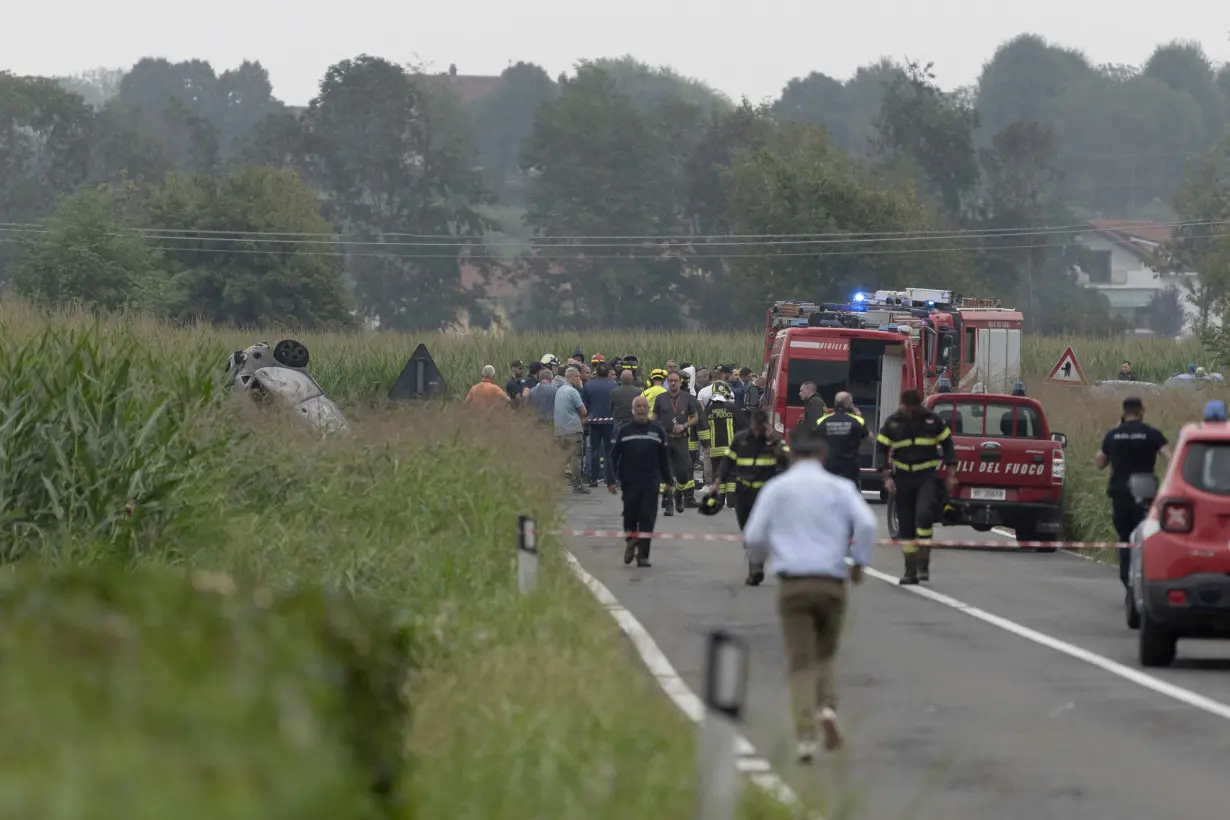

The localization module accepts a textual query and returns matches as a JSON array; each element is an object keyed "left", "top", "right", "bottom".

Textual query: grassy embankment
[{"left": 0, "top": 303, "right": 794, "bottom": 820}]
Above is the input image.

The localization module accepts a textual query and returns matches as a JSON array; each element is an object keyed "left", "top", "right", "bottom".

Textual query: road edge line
[
  {"left": 861, "top": 566, "right": 1230, "bottom": 722},
  {"left": 562, "top": 549, "right": 817, "bottom": 817}
]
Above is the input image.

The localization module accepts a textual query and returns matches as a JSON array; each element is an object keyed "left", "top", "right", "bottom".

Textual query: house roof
[{"left": 1085, "top": 220, "right": 1173, "bottom": 260}]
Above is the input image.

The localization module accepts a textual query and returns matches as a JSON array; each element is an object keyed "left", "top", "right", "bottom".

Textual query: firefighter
[
  {"left": 623, "top": 355, "right": 644, "bottom": 389},
  {"left": 608, "top": 394, "right": 674, "bottom": 568},
  {"left": 876, "top": 389, "right": 958, "bottom": 585},
  {"left": 708, "top": 408, "right": 790, "bottom": 586},
  {"left": 642, "top": 369, "right": 667, "bottom": 417},
  {"left": 702, "top": 382, "right": 747, "bottom": 505},
  {"left": 652, "top": 371, "right": 701, "bottom": 513},
  {"left": 816, "top": 391, "right": 868, "bottom": 488},
  {"left": 681, "top": 369, "right": 703, "bottom": 473}
]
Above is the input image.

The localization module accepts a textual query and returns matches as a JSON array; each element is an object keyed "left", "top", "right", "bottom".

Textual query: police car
[{"left": 1126, "top": 400, "right": 1230, "bottom": 667}]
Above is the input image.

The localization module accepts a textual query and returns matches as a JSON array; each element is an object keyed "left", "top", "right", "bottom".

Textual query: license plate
[{"left": 970, "top": 488, "right": 1006, "bottom": 501}]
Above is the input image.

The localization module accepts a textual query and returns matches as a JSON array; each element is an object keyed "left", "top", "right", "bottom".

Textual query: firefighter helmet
[
  {"left": 650, "top": 369, "right": 667, "bottom": 382},
  {"left": 623, "top": 355, "right": 639, "bottom": 368},
  {"left": 697, "top": 492, "right": 724, "bottom": 516},
  {"left": 540, "top": 354, "right": 559, "bottom": 367},
  {"left": 710, "top": 382, "right": 732, "bottom": 403},
  {"left": 591, "top": 353, "right": 605, "bottom": 364}
]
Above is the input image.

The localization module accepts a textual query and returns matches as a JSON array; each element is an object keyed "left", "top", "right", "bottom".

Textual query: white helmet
[{"left": 540, "top": 354, "right": 559, "bottom": 367}]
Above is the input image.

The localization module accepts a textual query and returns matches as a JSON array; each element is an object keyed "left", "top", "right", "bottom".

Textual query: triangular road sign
[
  {"left": 389, "top": 343, "right": 448, "bottom": 400},
  {"left": 1045, "top": 346, "right": 1087, "bottom": 386}
]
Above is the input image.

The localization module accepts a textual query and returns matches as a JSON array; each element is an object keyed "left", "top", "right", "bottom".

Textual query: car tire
[
  {"left": 1125, "top": 588, "right": 1140, "bottom": 630},
  {"left": 1138, "top": 608, "right": 1176, "bottom": 667},
  {"left": 886, "top": 493, "right": 900, "bottom": 539},
  {"left": 1014, "top": 523, "right": 1058, "bottom": 554}
]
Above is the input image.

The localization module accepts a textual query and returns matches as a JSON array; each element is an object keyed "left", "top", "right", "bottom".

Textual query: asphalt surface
[{"left": 565, "top": 484, "right": 1230, "bottom": 820}]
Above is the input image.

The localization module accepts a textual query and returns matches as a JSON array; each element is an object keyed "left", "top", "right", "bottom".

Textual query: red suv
[{"left": 1126, "top": 400, "right": 1230, "bottom": 667}]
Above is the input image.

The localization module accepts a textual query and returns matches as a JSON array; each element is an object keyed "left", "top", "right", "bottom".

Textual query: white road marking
[
  {"left": 862, "top": 566, "right": 1230, "bottom": 722},
  {"left": 563, "top": 551, "right": 816, "bottom": 815}
]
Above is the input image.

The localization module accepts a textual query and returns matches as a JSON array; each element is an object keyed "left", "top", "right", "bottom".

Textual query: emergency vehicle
[
  {"left": 763, "top": 288, "right": 1025, "bottom": 396},
  {"left": 893, "top": 384, "right": 1068, "bottom": 549},
  {"left": 1126, "top": 400, "right": 1230, "bottom": 667},
  {"left": 762, "top": 302, "right": 926, "bottom": 493}
]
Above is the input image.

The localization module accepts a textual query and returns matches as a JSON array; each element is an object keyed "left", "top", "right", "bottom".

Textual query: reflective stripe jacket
[
  {"left": 816, "top": 409, "right": 868, "bottom": 477},
  {"left": 705, "top": 404, "right": 748, "bottom": 459},
  {"left": 714, "top": 430, "right": 790, "bottom": 490},
  {"left": 642, "top": 384, "right": 666, "bottom": 418},
  {"left": 874, "top": 408, "right": 956, "bottom": 473}
]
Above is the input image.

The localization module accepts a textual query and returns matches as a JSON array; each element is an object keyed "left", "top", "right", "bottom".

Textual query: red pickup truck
[{"left": 887, "top": 391, "right": 1068, "bottom": 550}]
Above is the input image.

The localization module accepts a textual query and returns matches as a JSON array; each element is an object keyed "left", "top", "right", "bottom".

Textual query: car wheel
[
  {"left": 1014, "top": 523, "right": 1058, "bottom": 554},
  {"left": 1125, "top": 588, "right": 1140, "bottom": 630},
  {"left": 1138, "top": 608, "right": 1176, "bottom": 667},
  {"left": 886, "top": 493, "right": 900, "bottom": 540}
]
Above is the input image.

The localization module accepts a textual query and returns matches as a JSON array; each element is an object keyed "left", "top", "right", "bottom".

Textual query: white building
[{"left": 1071, "top": 220, "right": 1205, "bottom": 336}]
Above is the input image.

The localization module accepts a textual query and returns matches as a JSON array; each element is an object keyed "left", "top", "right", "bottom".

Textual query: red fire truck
[{"left": 762, "top": 302, "right": 926, "bottom": 494}]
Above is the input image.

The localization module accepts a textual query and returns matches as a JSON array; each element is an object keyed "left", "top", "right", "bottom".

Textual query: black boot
[
  {"left": 674, "top": 491, "right": 685, "bottom": 513},
  {"left": 637, "top": 539, "right": 652, "bottom": 568},
  {"left": 683, "top": 490, "right": 699, "bottom": 509},
  {"left": 917, "top": 546, "right": 931, "bottom": 582},
  {"left": 900, "top": 552, "right": 920, "bottom": 585},
  {"left": 624, "top": 538, "right": 637, "bottom": 566},
  {"left": 746, "top": 561, "right": 765, "bottom": 586},
  {"left": 662, "top": 492, "right": 674, "bottom": 517}
]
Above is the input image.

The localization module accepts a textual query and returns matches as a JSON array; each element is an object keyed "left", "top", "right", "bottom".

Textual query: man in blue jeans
[{"left": 582, "top": 362, "right": 617, "bottom": 486}]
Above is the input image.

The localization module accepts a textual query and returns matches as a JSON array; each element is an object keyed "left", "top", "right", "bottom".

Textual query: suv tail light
[
  {"left": 1160, "top": 499, "right": 1193, "bottom": 534},
  {"left": 1051, "top": 447, "right": 1065, "bottom": 484}
]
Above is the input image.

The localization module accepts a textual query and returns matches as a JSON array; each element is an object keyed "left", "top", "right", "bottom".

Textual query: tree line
[{"left": 3, "top": 37, "right": 1230, "bottom": 334}]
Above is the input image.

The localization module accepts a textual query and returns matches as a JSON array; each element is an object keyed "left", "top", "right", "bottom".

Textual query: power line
[
  {"left": 0, "top": 217, "right": 1224, "bottom": 247},
  {"left": 0, "top": 233, "right": 1216, "bottom": 262}
]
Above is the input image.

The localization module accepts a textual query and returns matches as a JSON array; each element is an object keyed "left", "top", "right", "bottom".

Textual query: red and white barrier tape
[{"left": 554, "top": 529, "right": 1125, "bottom": 549}]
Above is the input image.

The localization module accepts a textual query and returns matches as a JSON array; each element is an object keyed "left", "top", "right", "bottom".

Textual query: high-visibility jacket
[
  {"left": 713, "top": 430, "right": 789, "bottom": 493},
  {"left": 642, "top": 384, "right": 666, "bottom": 419},
  {"left": 874, "top": 408, "right": 956, "bottom": 473},
  {"left": 705, "top": 404, "right": 748, "bottom": 459}
]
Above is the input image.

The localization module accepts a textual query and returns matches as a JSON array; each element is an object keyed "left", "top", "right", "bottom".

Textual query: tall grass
[{"left": 0, "top": 302, "right": 795, "bottom": 819}]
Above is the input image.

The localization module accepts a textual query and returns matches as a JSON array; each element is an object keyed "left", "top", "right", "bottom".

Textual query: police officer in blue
[{"left": 1095, "top": 396, "right": 1171, "bottom": 590}]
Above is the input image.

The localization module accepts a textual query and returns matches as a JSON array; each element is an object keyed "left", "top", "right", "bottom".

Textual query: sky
[{"left": 5, "top": 1, "right": 1229, "bottom": 104}]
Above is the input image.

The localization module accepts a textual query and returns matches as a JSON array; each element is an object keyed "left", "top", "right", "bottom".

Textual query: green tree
[
  {"left": 1162, "top": 139, "right": 1230, "bottom": 332},
  {"left": 469, "top": 62, "right": 557, "bottom": 198},
  {"left": 680, "top": 100, "right": 778, "bottom": 323},
  {"left": 0, "top": 73, "right": 94, "bottom": 222},
  {"left": 589, "top": 56, "right": 731, "bottom": 115},
  {"left": 298, "top": 55, "right": 492, "bottom": 331},
  {"left": 975, "top": 34, "right": 1091, "bottom": 145},
  {"left": 520, "top": 63, "right": 686, "bottom": 328},
  {"left": 55, "top": 67, "right": 126, "bottom": 110},
  {"left": 143, "top": 166, "right": 355, "bottom": 328},
  {"left": 876, "top": 61, "right": 981, "bottom": 220},
  {"left": 9, "top": 185, "right": 163, "bottom": 311},
  {"left": 1143, "top": 41, "right": 1225, "bottom": 147},
  {"left": 973, "top": 121, "right": 1120, "bottom": 333},
  {"left": 773, "top": 60, "right": 904, "bottom": 154},
  {"left": 723, "top": 123, "right": 970, "bottom": 315}
]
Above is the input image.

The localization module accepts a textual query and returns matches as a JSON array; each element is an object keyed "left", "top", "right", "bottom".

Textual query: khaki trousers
[{"left": 777, "top": 575, "right": 847, "bottom": 740}]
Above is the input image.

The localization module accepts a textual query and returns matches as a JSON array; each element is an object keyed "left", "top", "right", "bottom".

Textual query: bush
[{"left": 0, "top": 565, "right": 414, "bottom": 820}]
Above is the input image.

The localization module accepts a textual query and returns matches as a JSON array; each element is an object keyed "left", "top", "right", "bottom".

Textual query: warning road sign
[{"left": 1045, "top": 346, "right": 1087, "bottom": 385}]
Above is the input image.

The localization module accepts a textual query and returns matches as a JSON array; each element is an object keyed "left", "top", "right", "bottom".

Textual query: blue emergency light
[
  {"left": 1011, "top": 382, "right": 1026, "bottom": 396},
  {"left": 853, "top": 292, "right": 865, "bottom": 302},
  {"left": 936, "top": 377, "right": 953, "bottom": 393},
  {"left": 1203, "top": 400, "right": 1227, "bottom": 422}
]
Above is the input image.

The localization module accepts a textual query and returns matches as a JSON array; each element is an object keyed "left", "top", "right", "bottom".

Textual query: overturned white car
[{"left": 226, "top": 339, "right": 347, "bottom": 433}]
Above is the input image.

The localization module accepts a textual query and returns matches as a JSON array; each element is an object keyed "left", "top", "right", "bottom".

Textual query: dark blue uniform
[{"left": 610, "top": 419, "right": 674, "bottom": 565}]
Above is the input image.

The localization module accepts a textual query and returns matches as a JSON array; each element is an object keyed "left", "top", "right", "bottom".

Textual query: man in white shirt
[{"left": 743, "top": 427, "right": 876, "bottom": 762}]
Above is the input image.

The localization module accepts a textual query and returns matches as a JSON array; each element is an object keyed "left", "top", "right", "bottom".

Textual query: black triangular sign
[{"left": 389, "top": 343, "right": 448, "bottom": 400}]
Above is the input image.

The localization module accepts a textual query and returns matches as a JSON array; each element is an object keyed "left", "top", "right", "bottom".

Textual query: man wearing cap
[{"left": 1095, "top": 396, "right": 1172, "bottom": 591}]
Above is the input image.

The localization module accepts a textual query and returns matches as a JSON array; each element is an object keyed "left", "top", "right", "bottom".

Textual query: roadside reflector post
[
  {"left": 696, "top": 630, "right": 748, "bottom": 820},
  {"left": 518, "top": 515, "right": 538, "bottom": 595}
]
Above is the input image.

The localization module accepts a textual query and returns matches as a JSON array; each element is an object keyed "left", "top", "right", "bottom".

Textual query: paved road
[{"left": 565, "top": 488, "right": 1230, "bottom": 820}]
